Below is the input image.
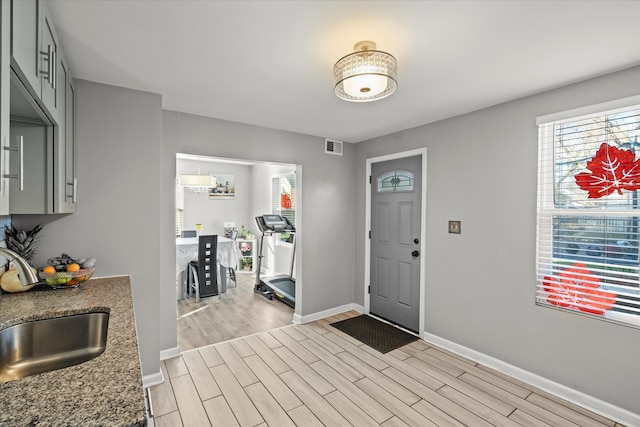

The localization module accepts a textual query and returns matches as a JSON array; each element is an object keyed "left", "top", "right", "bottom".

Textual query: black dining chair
[{"left": 187, "top": 235, "right": 218, "bottom": 301}]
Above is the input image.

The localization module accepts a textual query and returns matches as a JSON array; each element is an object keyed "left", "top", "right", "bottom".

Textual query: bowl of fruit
[{"left": 39, "top": 254, "right": 96, "bottom": 289}]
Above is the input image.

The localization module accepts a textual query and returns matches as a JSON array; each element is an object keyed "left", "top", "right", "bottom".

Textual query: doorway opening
[{"left": 175, "top": 153, "right": 300, "bottom": 351}]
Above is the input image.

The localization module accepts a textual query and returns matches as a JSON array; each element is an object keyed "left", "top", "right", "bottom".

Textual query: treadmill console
[{"left": 256, "top": 214, "right": 295, "bottom": 233}]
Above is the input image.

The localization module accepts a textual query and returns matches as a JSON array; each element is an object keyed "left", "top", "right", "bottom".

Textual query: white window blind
[
  {"left": 536, "top": 102, "right": 640, "bottom": 327},
  {"left": 176, "top": 209, "right": 184, "bottom": 238},
  {"left": 272, "top": 173, "right": 296, "bottom": 227}
]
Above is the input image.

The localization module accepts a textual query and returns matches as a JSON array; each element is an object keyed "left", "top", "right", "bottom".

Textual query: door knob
[
  {"left": 414, "top": 238, "right": 419, "bottom": 244},
  {"left": 411, "top": 250, "right": 420, "bottom": 258}
]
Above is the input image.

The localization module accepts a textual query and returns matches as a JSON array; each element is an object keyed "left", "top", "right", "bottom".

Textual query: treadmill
[{"left": 254, "top": 214, "right": 296, "bottom": 308}]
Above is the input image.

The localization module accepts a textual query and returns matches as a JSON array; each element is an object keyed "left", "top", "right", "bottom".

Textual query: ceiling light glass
[{"left": 334, "top": 41, "right": 397, "bottom": 102}]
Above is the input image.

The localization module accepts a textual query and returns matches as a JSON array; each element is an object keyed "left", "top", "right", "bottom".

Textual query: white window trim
[{"left": 536, "top": 95, "right": 640, "bottom": 125}]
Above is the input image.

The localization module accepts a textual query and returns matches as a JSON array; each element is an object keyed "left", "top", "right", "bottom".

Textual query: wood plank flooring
[
  {"left": 151, "top": 311, "right": 624, "bottom": 427},
  {"left": 178, "top": 273, "right": 294, "bottom": 351}
]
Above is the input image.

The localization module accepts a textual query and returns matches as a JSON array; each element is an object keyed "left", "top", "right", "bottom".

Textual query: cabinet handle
[
  {"left": 51, "top": 49, "right": 56, "bottom": 90},
  {"left": 3, "top": 136, "right": 24, "bottom": 191},
  {"left": 39, "top": 45, "right": 54, "bottom": 87},
  {"left": 67, "top": 177, "right": 77, "bottom": 203}
]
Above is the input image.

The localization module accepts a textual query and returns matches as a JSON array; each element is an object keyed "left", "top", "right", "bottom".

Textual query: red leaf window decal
[
  {"left": 543, "top": 262, "right": 616, "bottom": 315},
  {"left": 574, "top": 143, "right": 640, "bottom": 198}
]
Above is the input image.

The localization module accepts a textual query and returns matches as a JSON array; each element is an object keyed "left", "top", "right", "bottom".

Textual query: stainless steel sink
[{"left": 0, "top": 312, "right": 109, "bottom": 383}]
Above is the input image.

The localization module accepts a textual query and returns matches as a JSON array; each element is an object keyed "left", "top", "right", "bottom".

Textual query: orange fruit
[
  {"left": 67, "top": 263, "right": 81, "bottom": 272},
  {"left": 43, "top": 265, "right": 56, "bottom": 274}
]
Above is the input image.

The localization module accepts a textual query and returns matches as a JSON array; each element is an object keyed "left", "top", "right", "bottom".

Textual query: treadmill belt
[
  {"left": 262, "top": 277, "right": 295, "bottom": 307},
  {"left": 271, "top": 278, "right": 295, "bottom": 299}
]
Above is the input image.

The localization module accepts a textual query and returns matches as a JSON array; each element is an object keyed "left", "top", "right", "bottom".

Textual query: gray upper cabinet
[
  {"left": 4, "top": 0, "right": 75, "bottom": 214},
  {"left": 39, "top": 2, "right": 58, "bottom": 120},
  {"left": 9, "top": 0, "right": 39, "bottom": 98},
  {"left": 10, "top": 0, "right": 59, "bottom": 123}
]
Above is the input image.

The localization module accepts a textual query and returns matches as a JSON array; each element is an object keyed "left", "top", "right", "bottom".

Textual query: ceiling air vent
[{"left": 325, "top": 139, "right": 343, "bottom": 156}]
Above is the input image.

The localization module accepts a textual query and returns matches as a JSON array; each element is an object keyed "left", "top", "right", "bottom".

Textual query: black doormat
[{"left": 329, "top": 315, "right": 419, "bottom": 354}]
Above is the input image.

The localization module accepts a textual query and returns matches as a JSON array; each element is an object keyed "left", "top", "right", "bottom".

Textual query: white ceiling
[{"left": 47, "top": 1, "right": 640, "bottom": 143}]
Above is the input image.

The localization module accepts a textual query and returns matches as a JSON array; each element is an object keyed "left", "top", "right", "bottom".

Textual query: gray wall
[
  {"left": 15, "top": 80, "right": 163, "bottom": 377},
  {"left": 177, "top": 158, "right": 254, "bottom": 236},
  {"left": 159, "top": 111, "right": 357, "bottom": 355},
  {"left": 354, "top": 66, "right": 640, "bottom": 415}
]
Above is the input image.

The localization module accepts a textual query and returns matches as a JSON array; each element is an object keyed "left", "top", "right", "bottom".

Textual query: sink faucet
[{"left": 0, "top": 248, "right": 40, "bottom": 286}]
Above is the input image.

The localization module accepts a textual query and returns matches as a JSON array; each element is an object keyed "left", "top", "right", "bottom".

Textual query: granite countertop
[{"left": 0, "top": 276, "right": 146, "bottom": 427}]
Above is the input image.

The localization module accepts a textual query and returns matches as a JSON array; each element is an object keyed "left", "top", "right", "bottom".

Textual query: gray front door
[{"left": 370, "top": 155, "right": 422, "bottom": 333}]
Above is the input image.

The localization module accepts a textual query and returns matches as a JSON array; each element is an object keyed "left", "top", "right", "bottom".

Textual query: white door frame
[{"left": 365, "top": 148, "right": 427, "bottom": 337}]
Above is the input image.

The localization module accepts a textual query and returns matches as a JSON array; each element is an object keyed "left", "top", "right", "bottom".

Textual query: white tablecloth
[
  {"left": 176, "top": 236, "right": 236, "bottom": 273},
  {"left": 176, "top": 236, "right": 238, "bottom": 295}
]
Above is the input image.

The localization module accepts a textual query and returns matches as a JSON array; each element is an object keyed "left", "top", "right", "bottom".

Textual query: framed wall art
[{"left": 209, "top": 174, "right": 235, "bottom": 199}]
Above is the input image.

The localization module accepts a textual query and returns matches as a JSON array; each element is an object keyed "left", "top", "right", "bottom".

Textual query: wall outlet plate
[{"left": 448, "top": 220, "right": 461, "bottom": 234}]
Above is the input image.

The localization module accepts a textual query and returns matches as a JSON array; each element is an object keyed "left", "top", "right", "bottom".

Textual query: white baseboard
[
  {"left": 298, "top": 303, "right": 363, "bottom": 324},
  {"left": 144, "top": 346, "right": 179, "bottom": 388},
  {"left": 142, "top": 371, "right": 164, "bottom": 388},
  {"left": 423, "top": 331, "right": 640, "bottom": 427},
  {"left": 160, "top": 347, "right": 181, "bottom": 360},
  {"left": 292, "top": 313, "right": 302, "bottom": 324},
  {"left": 352, "top": 303, "right": 365, "bottom": 314}
]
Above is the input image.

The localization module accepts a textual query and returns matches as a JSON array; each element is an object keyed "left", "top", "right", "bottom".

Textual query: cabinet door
[
  {"left": 65, "top": 77, "right": 76, "bottom": 208},
  {"left": 53, "top": 50, "right": 74, "bottom": 213},
  {"left": 9, "top": 0, "right": 40, "bottom": 97},
  {"left": 0, "top": 1, "right": 10, "bottom": 215},
  {"left": 9, "top": 121, "right": 52, "bottom": 214},
  {"left": 39, "top": 2, "right": 58, "bottom": 120}
]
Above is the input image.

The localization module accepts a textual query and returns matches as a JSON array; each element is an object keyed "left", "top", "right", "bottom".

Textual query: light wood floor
[
  {"left": 151, "top": 311, "right": 624, "bottom": 427},
  {"left": 177, "top": 273, "right": 294, "bottom": 351}
]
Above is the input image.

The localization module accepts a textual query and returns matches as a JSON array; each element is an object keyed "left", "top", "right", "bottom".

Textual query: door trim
[{"left": 365, "top": 148, "right": 427, "bottom": 338}]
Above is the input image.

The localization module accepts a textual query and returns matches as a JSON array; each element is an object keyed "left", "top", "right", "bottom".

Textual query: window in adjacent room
[
  {"left": 176, "top": 209, "right": 184, "bottom": 238},
  {"left": 272, "top": 172, "right": 296, "bottom": 242},
  {"left": 536, "top": 98, "right": 640, "bottom": 327}
]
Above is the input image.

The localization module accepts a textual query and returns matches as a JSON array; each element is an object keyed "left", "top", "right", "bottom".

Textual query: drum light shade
[
  {"left": 334, "top": 41, "right": 397, "bottom": 102},
  {"left": 180, "top": 174, "right": 215, "bottom": 187},
  {"left": 180, "top": 171, "right": 216, "bottom": 193}
]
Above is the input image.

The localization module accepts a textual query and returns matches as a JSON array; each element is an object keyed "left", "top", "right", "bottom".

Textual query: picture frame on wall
[{"left": 209, "top": 174, "right": 235, "bottom": 199}]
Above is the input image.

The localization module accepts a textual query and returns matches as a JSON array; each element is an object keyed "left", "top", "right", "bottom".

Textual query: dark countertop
[{"left": 0, "top": 276, "right": 147, "bottom": 427}]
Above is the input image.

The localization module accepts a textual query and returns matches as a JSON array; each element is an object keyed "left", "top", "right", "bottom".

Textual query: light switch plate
[{"left": 448, "top": 220, "right": 461, "bottom": 234}]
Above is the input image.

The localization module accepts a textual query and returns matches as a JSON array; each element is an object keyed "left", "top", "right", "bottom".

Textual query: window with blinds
[
  {"left": 536, "top": 100, "right": 640, "bottom": 327},
  {"left": 272, "top": 173, "right": 296, "bottom": 241},
  {"left": 176, "top": 209, "right": 184, "bottom": 238}
]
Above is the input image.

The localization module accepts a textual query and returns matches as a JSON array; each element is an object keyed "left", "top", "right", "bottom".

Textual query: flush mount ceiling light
[{"left": 334, "top": 41, "right": 397, "bottom": 102}]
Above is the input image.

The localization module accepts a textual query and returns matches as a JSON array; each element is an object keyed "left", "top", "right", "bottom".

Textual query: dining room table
[{"left": 176, "top": 235, "right": 238, "bottom": 297}]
